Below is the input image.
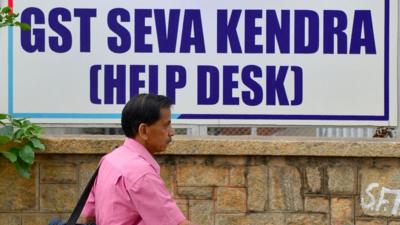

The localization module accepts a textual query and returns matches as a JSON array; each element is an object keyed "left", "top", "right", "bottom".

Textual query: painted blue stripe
[
  {"left": 12, "top": 113, "right": 182, "bottom": 119},
  {"left": 171, "top": 114, "right": 181, "bottom": 119},
  {"left": 7, "top": 26, "right": 13, "bottom": 115}
]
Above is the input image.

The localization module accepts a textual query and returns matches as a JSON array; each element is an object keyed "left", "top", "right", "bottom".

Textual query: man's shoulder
[{"left": 102, "top": 146, "right": 156, "bottom": 183}]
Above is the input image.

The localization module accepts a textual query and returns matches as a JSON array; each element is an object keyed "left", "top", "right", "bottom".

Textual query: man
[{"left": 82, "top": 94, "right": 196, "bottom": 225}]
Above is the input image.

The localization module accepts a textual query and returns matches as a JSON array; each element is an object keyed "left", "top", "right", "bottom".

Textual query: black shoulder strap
[{"left": 66, "top": 167, "right": 99, "bottom": 225}]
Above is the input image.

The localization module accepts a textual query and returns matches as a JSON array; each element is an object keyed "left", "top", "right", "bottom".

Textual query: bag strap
[{"left": 66, "top": 167, "right": 99, "bottom": 225}]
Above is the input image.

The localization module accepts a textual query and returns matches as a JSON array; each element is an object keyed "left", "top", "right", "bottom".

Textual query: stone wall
[{"left": 1, "top": 136, "right": 400, "bottom": 225}]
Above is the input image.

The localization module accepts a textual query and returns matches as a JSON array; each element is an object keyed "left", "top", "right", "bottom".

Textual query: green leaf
[
  {"left": 0, "top": 135, "right": 11, "bottom": 144},
  {"left": 13, "top": 129, "right": 24, "bottom": 140},
  {"left": 19, "top": 145, "right": 34, "bottom": 164},
  {"left": 19, "top": 23, "right": 30, "bottom": 31},
  {"left": 0, "top": 125, "right": 13, "bottom": 137},
  {"left": 31, "top": 124, "right": 42, "bottom": 134},
  {"left": 2, "top": 150, "right": 17, "bottom": 163},
  {"left": 15, "top": 118, "right": 28, "bottom": 127},
  {"left": 14, "top": 160, "right": 30, "bottom": 178},
  {"left": 30, "top": 138, "right": 45, "bottom": 151},
  {"left": 0, "top": 114, "right": 7, "bottom": 120},
  {"left": 22, "top": 120, "right": 31, "bottom": 127},
  {"left": 27, "top": 127, "right": 39, "bottom": 137},
  {"left": 9, "top": 147, "right": 19, "bottom": 155},
  {"left": 11, "top": 119, "right": 22, "bottom": 127},
  {"left": 0, "top": 23, "right": 11, "bottom": 28},
  {"left": 20, "top": 127, "right": 28, "bottom": 135},
  {"left": 1, "top": 7, "right": 11, "bottom": 14}
]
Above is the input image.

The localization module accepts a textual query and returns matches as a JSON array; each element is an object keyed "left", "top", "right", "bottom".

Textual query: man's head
[{"left": 121, "top": 94, "right": 174, "bottom": 154}]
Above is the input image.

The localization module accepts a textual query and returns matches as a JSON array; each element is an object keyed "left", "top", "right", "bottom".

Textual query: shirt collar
[{"left": 123, "top": 138, "right": 160, "bottom": 174}]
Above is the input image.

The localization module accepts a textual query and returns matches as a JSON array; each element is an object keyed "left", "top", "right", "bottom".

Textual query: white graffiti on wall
[{"left": 361, "top": 182, "right": 400, "bottom": 215}]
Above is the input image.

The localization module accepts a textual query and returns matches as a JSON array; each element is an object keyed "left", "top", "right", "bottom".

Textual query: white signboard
[{"left": 0, "top": 0, "right": 398, "bottom": 125}]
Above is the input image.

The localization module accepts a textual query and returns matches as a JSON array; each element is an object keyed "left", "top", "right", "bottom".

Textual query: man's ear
[{"left": 138, "top": 123, "right": 148, "bottom": 140}]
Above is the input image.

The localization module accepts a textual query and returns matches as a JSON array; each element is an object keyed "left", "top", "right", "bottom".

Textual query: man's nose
[{"left": 169, "top": 127, "right": 175, "bottom": 136}]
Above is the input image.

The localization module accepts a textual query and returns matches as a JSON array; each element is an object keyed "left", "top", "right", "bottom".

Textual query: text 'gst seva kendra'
[{"left": 20, "top": 8, "right": 377, "bottom": 106}]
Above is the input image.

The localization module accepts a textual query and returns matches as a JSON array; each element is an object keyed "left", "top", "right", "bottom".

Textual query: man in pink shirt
[{"left": 82, "top": 94, "right": 196, "bottom": 225}]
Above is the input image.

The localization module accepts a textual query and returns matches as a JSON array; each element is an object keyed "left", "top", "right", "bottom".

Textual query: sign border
[{"left": 7, "top": 0, "right": 390, "bottom": 121}]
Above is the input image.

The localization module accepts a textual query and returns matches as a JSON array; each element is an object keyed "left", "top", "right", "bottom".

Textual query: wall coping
[{"left": 35, "top": 135, "right": 400, "bottom": 157}]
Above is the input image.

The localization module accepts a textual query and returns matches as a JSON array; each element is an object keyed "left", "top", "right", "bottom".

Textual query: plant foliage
[
  {"left": 0, "top": 6, "right": 30, "bottom": 30},
  {"left": 0, "top": 114, "right": 45, "bottom": 178}
]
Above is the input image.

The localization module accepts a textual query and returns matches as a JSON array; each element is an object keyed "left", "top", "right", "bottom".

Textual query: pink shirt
[{"left": 82, "top": 138, "right": 186, "bottom": 225}]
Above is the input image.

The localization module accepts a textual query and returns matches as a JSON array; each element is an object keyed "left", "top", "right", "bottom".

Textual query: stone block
[
  {"left": 160, "top": 164, "right": 176, "bottom": 196},
  {"left": 177, "top": 187, "right": 213, "bottom": 199},
  {"left": 0, "top": 161, "right": 36, "bottom": 211},
  {"left": 0, "top": 214, "right": 20, "bottom": 225},
  {"left": 214, "top": 156, "right": 247, "bottom": 166},
  {"left": 177, "top": 164, "right": 229, "bottom": 186},
  {"left": 216, "top": 187, "right": 246, "bottom": 212},
  {"left": 78, "top": 162, "right": 98, "bottom": 194},
  {"left": 176, "top": 199, "right": 188, "bottom": 218},
  {"left": 355, "top": 195, "right": 364, "bottom": 217},
  {"left": 359, "top": 167, "right": 400, "bottom": 217},
  {"left": 304, "top": 196, "right": 329, "bottom": 213},
  {"left": 355, "top": 219, "right": 386, "bottom": 225},
  {"left": 247, "top": 165, "right": 267, "bottom": 211},
  {"left": 327, "top": 166, "right": 355, "bottom": 194},
  {"left": 285, "top": 213, "right": 328, "bottom": 225},
  {"left": 331, "top": 197, "right": 353, "bottom": 225},
  {"left": 40, "top": 163, "right": 77, "bottom": 183},
  {"left": 215, "top": 213, "right": 284, "bottom": 225},
  {"left": 269, "top": 164, "right": 303, "bottom": 211},
  {"left": 175, "top": 156, "right": 209, "bottom": 165},
  {"left": 22, "top": 214, "right": 69, "bottom": 225},
  {"left": 248, "top": 156, "right": 267, "bottom": 166},
  {"left": 155, "top": 155, "right": 176, "bottom": 166},
  {"left": 305, "top": 167, "right": 322, "bottom": 193},
  {"left": 189, "top": 200, "right": 214, "bottom": 225},
  {"left": 40, "top": 184, "right": 78, "bottom": 212},
  {"left": 215, "top": 214, "right": 246, "bottom": 225},
  {"left": 247, "top": 213, "right": 285, "bottom": 225},
  {"left": 372, "top": 158, "right": 399, "bottom": 168},
  {"left": 229, "top": 166, "right": 245, "bottom": 186}
]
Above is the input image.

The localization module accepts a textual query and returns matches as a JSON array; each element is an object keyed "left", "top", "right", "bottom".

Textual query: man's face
[{"left": 145, "top": 107, "right": 174, "bottom": 154}]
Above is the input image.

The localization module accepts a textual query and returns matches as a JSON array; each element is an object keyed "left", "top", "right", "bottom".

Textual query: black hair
[{"left": 121, "top": 93, "right": 172, "bottom": 138}]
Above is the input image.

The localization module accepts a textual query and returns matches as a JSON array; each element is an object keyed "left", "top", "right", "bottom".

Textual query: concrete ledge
[{"left": 37, "top": 135, "right": 400, "bottom": 157}]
